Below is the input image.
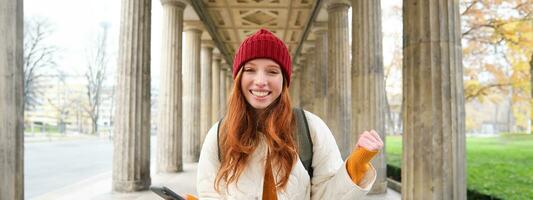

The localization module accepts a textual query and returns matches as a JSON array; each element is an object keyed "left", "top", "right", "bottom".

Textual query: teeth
[{"left": 251, "top": 90, "right": 269, "bottom": 97}]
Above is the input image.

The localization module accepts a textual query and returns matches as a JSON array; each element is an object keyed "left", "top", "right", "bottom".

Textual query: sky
[
  {"left": 24, "top": 0, "right": 401, "bottom": 90},
  {"left": 25, "top": 0, "right": 121, "bottom": 72},
  {"left": 24, "top": 0, "right": 163, "bottom": 87}
]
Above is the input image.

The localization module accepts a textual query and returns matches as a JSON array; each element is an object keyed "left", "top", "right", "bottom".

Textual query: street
[{"left": 24, "top": 136, "right": 156, "bottom": 199}]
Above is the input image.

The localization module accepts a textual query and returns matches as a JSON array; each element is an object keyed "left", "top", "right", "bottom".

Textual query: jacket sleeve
[
  {"left": 304, "top": 111, "right": 377, "bottom": 200},
  {"left": 196, "top": 123, "right": 223, "bottom": 199}
]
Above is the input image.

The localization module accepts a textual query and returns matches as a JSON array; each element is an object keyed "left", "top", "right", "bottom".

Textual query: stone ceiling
[{"left": 190, "top": 0, "right": 323, "bottom": 65}]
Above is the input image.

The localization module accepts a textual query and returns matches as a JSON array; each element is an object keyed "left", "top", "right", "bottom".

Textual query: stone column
[
  {"left": 297, "top": 59, "right": 306, "bottom": 109},
  {"left": 226, "top": 70, "right": 233, "bottom": 96},
  {"left": 313, "top": 26, "right": 328, "bottom": 119},
  {"left": 182, "top": 21, "right": 202, "bottom": 162},
  {"left": 113, "top": 0, "right": 152, "bottom": 191},
  {"left": 290, "top": 66, "right": 301, "bottom": 107},
  {"left": 301, "top": 50, "right": 316, "bottom": 111},
  {"left": 219, "top": 62, "right": 228, "bottom": 114},
  {"left": 0, "top": 0, "right": 23, "bottom": 198},
  {"left": 327, "top": 0, "right": 352, "bottom": 158},
  {"left": 156, "top": 0, "right": 186, "bottom": 173},
  {"left": 200, "top": 40, "right": 213, "bottom": 146},
  {"left": 289, "top": 72, "right": 295, "bottom": 105},
  {"left": 351, "top": 0, "right": 387, "bottom": 194},
  {"left": 402, "top": 0, "right": 466, "bottom": 199},
  {"left": 211, "top": 53, "right": 221, "bottom": 123}
]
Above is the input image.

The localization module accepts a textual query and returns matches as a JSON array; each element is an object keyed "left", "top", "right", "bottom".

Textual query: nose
[{"left": 253, "top": 71, "right": 267, "bottom": 87}]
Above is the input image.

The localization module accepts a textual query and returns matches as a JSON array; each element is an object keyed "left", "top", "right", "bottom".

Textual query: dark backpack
[{"left": 216, "top": 108, "right": 314, "bottom": 178}]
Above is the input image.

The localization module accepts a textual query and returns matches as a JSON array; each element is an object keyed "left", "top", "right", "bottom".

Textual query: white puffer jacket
[{"left": 197, "top": 110, "right": 376, "bottom": 200}]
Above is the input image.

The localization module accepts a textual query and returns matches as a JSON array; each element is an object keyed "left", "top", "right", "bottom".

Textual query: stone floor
[{"left": 33, "top": 163, "right": 401, "bottom": 200}]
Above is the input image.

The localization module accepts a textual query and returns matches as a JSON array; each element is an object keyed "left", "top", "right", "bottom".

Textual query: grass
[
  {"left": 386, "top": 134, "right": 533, "bottom": 200},
  {"left": 23, "top": 124, "right": 78, "bottom": 137}
]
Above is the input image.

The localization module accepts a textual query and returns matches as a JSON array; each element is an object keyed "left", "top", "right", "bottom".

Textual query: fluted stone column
[
  {"left": 200, "top": 40, "right": 213, "bottom": 146},
  {"left": 290, "top": 67, "right": 301, "bottom": 107},
  {"left": 226, "top": 70, "right": 233, "bottom": 96},
  {"left": 113, "top": 0, "right": 152, "bottom": 191},
  {"left": 219, "top": 62, "right": 228, "bottom": 114},
  {"left": 289, "top": 72, "right": 296, "bottom": 105},
  {"left": 0, "top": 0, "right": 23, "bottom": 198},
  {"left": 297, "top": 59, "right": 306, "bottom": 109},
  {"left": 351, "top": 0, "right": 387, "bottom": 194},
  {"left": 301, "top": 50, "right": 316, "bottom": 111},
  {"left": 327, "top": 0, "right": 352, "bottom": 158},
  {"left": 156, "top": 0, "right": 186, "bottom": 173},
  {"left": 402, "top": 0, "right": 466, "bottom": 199},
  {"left": 182, "top": 22, "right": 202, "bottom": 162},
  {"left": 211, "top": 53, "right": 221, "bottom": 122},
  {"left": 313, "top": 27, "right": 328, "bottom": 119}
]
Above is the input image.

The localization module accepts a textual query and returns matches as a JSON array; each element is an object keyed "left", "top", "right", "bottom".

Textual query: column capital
[
  {"left": 312, "top": 22, "right": 328, "bottom": 34},
  {"left": 213, "top": 52, "right": 222, "bottom": 61},
  {"left": 220, "top": 63, "right": 230, "bottom": 71},
  {"left": 201, "top": 40, "right": 215, "bottom": 49},
  {"left": 160, "top": 0, "right": 187, "bottom": 8},
  {"left": 327, "top": 0, "right": 351, "bottom": 11},
  {"left": 184, "top": 20, "right": 204, "bottom": 32}
]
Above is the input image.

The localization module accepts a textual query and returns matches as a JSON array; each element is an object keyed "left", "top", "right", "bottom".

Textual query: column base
[
  {"left": 184, "top": 155, "right": 199, "bottom": 163},
  {"left": 157, "top": 165, "right": 183, "bottom": 173},
  {"left": 368, "top": 180, "right": 388, "bottom": 194},
  {"left": 112, "top": 178, "right": 151, "bottom": 192}
]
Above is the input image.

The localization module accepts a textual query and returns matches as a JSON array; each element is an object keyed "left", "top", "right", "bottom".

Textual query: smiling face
[{"left": 240, "top": 58, "right": 284, "bottom": 111}]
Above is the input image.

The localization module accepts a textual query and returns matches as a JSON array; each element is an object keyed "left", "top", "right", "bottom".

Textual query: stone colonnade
[
  {"left": 0, "top": 0, "right": 466, "bottom": 198},
  {"left": 112, "top": 0, "right": 228, "bottom": 192},
  {"left": 290, "top": 0, "right": 466, "bottom": 198}
]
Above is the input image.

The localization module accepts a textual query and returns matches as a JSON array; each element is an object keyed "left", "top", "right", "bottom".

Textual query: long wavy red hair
[{"left": 214, "top": 69, "right": 297, "bottom": 192}]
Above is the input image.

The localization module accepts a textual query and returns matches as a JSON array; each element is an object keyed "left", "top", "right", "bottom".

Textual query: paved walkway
[{"left": 33, "top": 163, "right": 401, "bottom": 200}]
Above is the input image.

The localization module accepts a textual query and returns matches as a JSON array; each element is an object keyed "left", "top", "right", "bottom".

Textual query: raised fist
[{"left": 355, "top": 130, "right": 384, "bottom": 152}]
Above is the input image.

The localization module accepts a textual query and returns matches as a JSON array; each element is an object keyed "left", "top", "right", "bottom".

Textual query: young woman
[{"left": 197, "top": 28, "right": 383, "bottom": 200}]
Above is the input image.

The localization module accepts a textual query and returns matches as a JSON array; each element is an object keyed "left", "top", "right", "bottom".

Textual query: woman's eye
[{"left": 269, "top": 70, "right": 279, "bottom": 74}]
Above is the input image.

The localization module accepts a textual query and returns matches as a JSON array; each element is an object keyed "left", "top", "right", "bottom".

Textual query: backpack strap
[
  {"left": 217, "top": 117, "right": 223, "bottom": 162},
  {"left": 293, "top": 108, "right": 313, "bottom": 178},
  {"left": 216, "top": 108, "right": 314, "bottom": 178}
]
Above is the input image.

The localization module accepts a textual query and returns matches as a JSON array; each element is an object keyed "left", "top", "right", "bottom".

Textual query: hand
[{"left": 355, "top": 130, "right": 384, "bottom": 152}]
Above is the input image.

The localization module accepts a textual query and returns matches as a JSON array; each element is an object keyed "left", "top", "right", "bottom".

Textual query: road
[{"left": 25, "top": 136, "right": 156, "bottom": 199}]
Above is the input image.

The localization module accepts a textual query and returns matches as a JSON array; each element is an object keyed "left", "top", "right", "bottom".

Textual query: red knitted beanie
[{"left": 233, "top": 28, "right": 292, "bottom": 85}]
